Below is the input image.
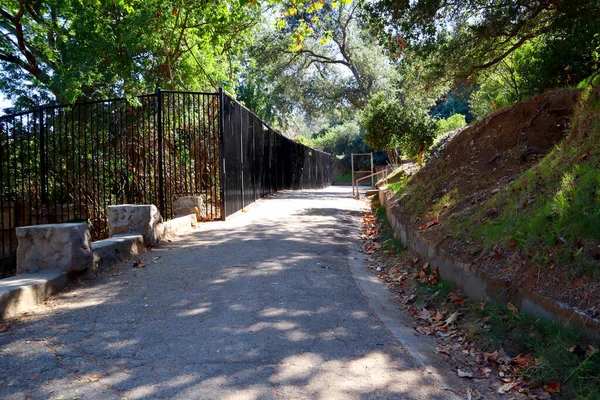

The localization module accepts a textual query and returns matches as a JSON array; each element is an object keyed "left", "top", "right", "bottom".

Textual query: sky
[{"left": 0, "top": 93, "right": 12, "bottom": 116}]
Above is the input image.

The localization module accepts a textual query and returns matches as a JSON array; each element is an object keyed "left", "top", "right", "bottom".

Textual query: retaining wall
[{"left": 379, "top": 187, "right": 600, "bottom": 338}]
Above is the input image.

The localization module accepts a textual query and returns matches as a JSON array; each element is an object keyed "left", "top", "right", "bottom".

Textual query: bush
[
  {"left": 437, "top": 113, "right": 466, "bottom": 135},
  {"left": 361, "top": 92, "right": 437, "bottom": 162},
  {"left": 311, "top": 119, "right": 387, "bottom": 172}
]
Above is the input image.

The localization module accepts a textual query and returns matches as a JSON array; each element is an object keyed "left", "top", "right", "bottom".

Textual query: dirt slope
[{"left": 387, "top": 88, "right": 600, "bottom": 316}]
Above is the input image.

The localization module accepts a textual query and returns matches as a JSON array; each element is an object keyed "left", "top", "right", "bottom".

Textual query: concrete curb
[
  {"left": 91, "top": 234, "right": 145, "bottom": 275},
  {"left": 0, "top": 213, "right": 199, "bottom": 321},
  {"left": 347, "top": 242, "right": 463, "bottom": 400},
  {"left": 379, "top": 187, "right": 600, "bottom": 338},
  {"left": 0, "top": 271, "right": 68, "bottom": 319},
  {"left": 162, "top": 214, "right": 196, "bottom": 241}
]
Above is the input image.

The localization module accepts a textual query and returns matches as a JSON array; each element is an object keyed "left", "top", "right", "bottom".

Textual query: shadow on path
[{"left": 0, "top": 187, "right": 450, "bottom": 399}]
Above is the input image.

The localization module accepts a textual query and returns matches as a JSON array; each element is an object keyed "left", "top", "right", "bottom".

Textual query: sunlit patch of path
[{"left": 0, "top": 186, "right": 451, "bottom": 399}]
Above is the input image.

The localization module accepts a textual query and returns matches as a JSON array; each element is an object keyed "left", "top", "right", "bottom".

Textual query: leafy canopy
[{"left": 0, "top": 0, "right": 259, "bottom": 107}]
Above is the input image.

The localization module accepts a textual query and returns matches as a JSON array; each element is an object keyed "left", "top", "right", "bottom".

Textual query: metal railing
[
  {"left": 0, "top": 89, "right": 331, "bottom": 277},
  {"left": 353, "top": 169, "right": 390, "bottom": 199}
]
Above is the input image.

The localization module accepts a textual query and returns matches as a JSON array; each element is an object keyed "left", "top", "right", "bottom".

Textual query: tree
[
  {"left": 238, "top": 0, "right": 397, "bottom": 128},
  {"left": 366, "top": 0, "right": 600, "bottom": 83},
  {"left": 360, "top": 92, "right": 437, "bottom": 165},
  {"left": 0, "top": 0, "right": 259, "bottom": 108}
]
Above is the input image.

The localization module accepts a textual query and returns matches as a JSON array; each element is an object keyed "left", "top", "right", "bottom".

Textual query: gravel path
[{"left": 0, "top": 187, "right": 451, "bottom": 399}]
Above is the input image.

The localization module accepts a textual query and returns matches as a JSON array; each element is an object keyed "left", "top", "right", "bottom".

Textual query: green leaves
[
  {"left": 360, "top": 92, "right": 437, "bottom": 160},
  {"left": 0, "top": 0, "right": 259, "bottom": 106}
]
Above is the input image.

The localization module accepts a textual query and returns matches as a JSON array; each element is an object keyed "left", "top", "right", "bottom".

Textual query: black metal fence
[
  {"left": 0, "top": 89, "right": 331, "bottom": 277},
  {"left": 220, "top": 92, "right": 331, "bottom": 217}
]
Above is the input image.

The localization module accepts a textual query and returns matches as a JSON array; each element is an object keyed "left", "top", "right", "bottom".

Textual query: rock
[
  {"left": 173, "top": 196, "right": 205, "bottom": 220},
  {"left": 162, "top": 214, "right": 197, "bottom": 241},
  {"left": 108, "top": 205, "right": 164, "bottom": 246},
  {"left": 16, "top": 223, "right": 93, "bottom": 274}
]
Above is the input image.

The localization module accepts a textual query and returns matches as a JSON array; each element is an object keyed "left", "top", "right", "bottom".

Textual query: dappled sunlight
[
  {"left": 0, "top": 187, "right": 449, "bottom": 399},
  {"left": 275, "top": 353, "right": 324, "bottom": 380},
  {"left": 178, "top": 307, "right": 210, "bottom": 317},
  {"left": 260, "top": 307, "right": 312, "bottom": 317},
  {"left": 273, "top": 351, "right": 432, "bottom": 399}
]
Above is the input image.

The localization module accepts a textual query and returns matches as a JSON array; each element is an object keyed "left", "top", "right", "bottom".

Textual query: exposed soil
[{"left": 386, "top": 89, "right": 600, "bottom": 318}]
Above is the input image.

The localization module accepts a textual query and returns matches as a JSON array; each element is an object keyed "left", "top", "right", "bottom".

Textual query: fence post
[
  {"left": 156, "top": 88, "right": 165, "bottom": 216},
  {"left": 38, "top": 106, "right": 48, "bottom": 218},
  {"left": 218, "top": 87, "right": 226, "bottom": 220}
]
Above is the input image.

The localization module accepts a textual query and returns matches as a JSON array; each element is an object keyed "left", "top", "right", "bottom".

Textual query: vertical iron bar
[
  {"left": 156, "top": 88, "right": 165, "bottom": 216},
  {"left": 218, "top": 88, "right": 226, "bottom": 220},
  {"left": 39, "top": 107, "right": 47, "bottom": 215}
]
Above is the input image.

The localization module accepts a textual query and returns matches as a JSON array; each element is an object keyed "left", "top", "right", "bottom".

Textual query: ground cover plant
[{"left": 361, "top": 197, "right": 600, "bottom": 399}]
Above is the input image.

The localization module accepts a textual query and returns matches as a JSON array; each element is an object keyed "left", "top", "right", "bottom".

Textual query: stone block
[
  {"left": 173, "top": 196, "right": 205, "bottom": 220},
  {"left": 163, "top": 214, "right": 197, "bottom": 240},
  {"left": 91, "top": 234, "right": 145, "bottom": 275},
  {"left": 108, "top": 205, "right": 164, "bottom": 246},
  {"left": 0, "top": 271, "right": 68, "bottom": 319},
  {"left": 16, "top": 223, "right": 93, "bottom": 274}
]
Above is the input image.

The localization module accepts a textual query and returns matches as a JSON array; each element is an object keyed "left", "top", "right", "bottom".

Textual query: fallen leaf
[
  {"left": 415, "top": 308, "right": 432, "bottom": 320},
  {"left": 445, "top": 311, "right": 459, "bottom": 325},
  {"left": 389, "top": 266, "right": 401, "bottom": 275},
  {"left": 497, "top": 349, "right": 512, "bottom": 364},
  {"left": 399, "top": 294, "right": 416, "bottom": 304},
  {"left": 419, "top": 217, "right": 439, "bottom": 230},
  {"left": 436, "top": 323, "right": 453, "bottom": 334},
  {"left": 573, "top": 277, "right": 584, "bottom": 287},
  {"left": 512, "top": 353, "right": 532, "bottom": 367},
  {"left": 480, "top": 367, "right": 492, "bottom": 377},
  {"left": 133, "top": 260, "right": 146, "bottom": 268},
  {"left": 457, "top": 368, "right": 473, "bottom": 378},
  {"left": 432, "top": 310, "right": 447, "bottom": 323},
  {"left": 507, "top": 302, "right": 519, "bottom": 316},
  {"left": 415, "top": 326, "right": 433, "bottom": 335},
  {"left": 484, "top": 350, "right": 500, "bottom": 364},
  {"left": 449, "top": 292, "right": 466, "bottom": 306},
  {"left": 508, "top": 239, "right": 517, "bottom": 247},
  {"left": 543, "top": 381, "right": 560, "bottom": 393},
  {"left": 416, "top": 269, "right": 429, "bottom": 283},
  {"left": 497, "top": 382, "right": 517, "bottom": 394},
  {"left": 428, "top": 267, "right": 440, "bottom": 285}
]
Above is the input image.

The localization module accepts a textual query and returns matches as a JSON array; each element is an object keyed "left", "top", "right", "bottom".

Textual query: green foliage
[
  {"left": 312, "top": 120, "right": 363, "bottom": 153},
  {"left": 310, "top": 118, "right": 383, "bottom": 171},
  {"left": 430, "top": 88, "right": 474, "bottom": 122},
  {"left": 578, "top": 71, "right": 600, "bottom": 89},
  {"left": 0, "top": 0, "right": 259, "bottom": 107},
  {"left": 360, "top": 93, "right": 437, "bottom": 159},
  {"left": 436, "top": 114, "right": 466, "bottom": 135},
  {"left": 374, "top": 206, "right": 405, "bottom": 253},
  {"left": 240, "top": 1, "right": 398, "bottom": 131},
  {"left": 469, "top": 31, "right": 600, "bottom": 120},
  {"left": 366, "top": 0, "right": 600, "bottom": 83},
  {"left": 456, "top": 88, "right": 600, "bottom": 280}
]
